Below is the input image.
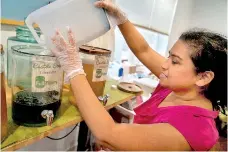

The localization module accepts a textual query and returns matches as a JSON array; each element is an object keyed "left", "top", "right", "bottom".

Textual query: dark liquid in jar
[{"left": 12, "top": 90, "right": 61, "bottom": 126}]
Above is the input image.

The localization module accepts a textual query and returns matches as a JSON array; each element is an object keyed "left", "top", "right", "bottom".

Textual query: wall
[
  {"left": 167, "top": 0, "right": 194, "bottom": 50},
  {"left": 189, "top": 0, "right": 227, "bottom": 36},
  {"left": 168, "top": 0, "right": 227, "bottom": 51},
  {"left": 1, "top": 25, "right": 17, "bottom": 48},
  {"left": 86, "top": 28, "right": 115, "bottom": 61}
]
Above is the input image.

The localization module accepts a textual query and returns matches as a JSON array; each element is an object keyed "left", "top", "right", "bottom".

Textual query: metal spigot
[
  {"left": 41, "top": 110, "right": 54, "bottom": 126},
  {"left": 98, "top": 94, "right": 110, "bottom": 106}
]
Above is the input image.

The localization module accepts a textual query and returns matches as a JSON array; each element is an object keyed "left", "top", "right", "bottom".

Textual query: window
[
  {"left": 113, "top": 26, "right": 169, "bottom": 65},
  {"left": 115, "top": 0, "right": 178, "bottom": 34}
]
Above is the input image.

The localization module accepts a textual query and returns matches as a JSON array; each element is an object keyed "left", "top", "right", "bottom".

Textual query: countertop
[{"left": 1, "top": 80, "right": 140, "bottom": 151}]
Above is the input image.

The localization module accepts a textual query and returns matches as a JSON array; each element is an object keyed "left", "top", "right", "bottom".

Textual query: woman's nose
[{"left": 161, "top": 59, "right": 169, "bottom": 70}]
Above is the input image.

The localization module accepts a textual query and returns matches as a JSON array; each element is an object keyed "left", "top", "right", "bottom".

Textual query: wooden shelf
[
  {"left": 0, "top": 19, "right": 25, "bottom": 26},
  {"left": 1, "top": 80, "right": 139, "bottom": 151}
]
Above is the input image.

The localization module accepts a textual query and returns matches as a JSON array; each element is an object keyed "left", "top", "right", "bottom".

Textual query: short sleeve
[{"left": 167, "top": 113, "right": 219, "bottom": 151}]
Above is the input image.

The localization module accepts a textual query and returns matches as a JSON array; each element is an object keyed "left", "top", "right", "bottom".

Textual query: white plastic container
[{"left": 25, "top": 0, "right": 110, "bottom": 50}]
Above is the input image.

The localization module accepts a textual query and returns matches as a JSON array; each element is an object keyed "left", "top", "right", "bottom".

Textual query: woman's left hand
[{"left": 51, "top": 27, "right": 85, "bottom": 82}]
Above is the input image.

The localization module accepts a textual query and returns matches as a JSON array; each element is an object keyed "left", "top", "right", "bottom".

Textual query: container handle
[{"left": 25, "top": 15, "right": 44, "bottom": 45}]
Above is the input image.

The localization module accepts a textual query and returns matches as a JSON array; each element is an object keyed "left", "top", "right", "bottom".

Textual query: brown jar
[{"left": 79, "top": 45, "right": 111, "bottom": 97}]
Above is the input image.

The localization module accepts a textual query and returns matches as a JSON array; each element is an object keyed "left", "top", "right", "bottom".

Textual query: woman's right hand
[{"left": 95, "top": 0, "right": 128, "bottom": 26}]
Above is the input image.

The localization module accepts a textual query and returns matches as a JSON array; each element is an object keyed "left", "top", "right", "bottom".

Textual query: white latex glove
[
  {"left": 51, "top": 27, "right": 85, "bottom": 83},
  {"left": 95, "top": 0, "right": 128, "bottom": 27}
]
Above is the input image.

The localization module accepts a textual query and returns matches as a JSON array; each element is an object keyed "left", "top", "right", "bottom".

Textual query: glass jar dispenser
[{"left": 11, "top": 45, "right": 63, "bottom": 127}]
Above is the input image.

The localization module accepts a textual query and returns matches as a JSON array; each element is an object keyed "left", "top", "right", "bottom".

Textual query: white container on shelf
[{"left": 25, "top": 0, "right": 110, "bottom": 51}]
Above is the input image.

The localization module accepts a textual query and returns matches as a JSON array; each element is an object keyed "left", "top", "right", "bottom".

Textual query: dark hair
[
  {"left": 180, "top": 29, "right": 227, "bottom": 109},
  {"left": 179, "top": 29, "right": 227, "bottom": 136}
]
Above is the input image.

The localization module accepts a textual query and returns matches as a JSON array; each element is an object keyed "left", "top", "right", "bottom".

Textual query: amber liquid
[
  {"left": 83, "top": 63, "right": 106, "bottom": 97},
  {"left": 1, "top": 73, "right": 7, "bottom": 142},
  {"left": 66, "top": 63, "right": 106, "bottom": 102}
]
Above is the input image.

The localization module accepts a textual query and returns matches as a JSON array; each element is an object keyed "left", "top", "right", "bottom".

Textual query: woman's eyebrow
[{"left": 169, "top": 51, "right": 183, "bottom": 60}]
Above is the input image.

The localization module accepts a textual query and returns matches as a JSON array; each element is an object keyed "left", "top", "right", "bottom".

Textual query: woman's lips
[{"left": 159, "top": 73, "right": 167, "bottom": 79}]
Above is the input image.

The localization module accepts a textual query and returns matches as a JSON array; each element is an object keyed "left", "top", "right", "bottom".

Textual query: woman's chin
[{"left": 159, "top": 79, "right": 166, "bottom": 85}]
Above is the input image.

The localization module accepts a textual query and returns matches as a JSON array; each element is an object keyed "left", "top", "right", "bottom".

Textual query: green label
[
  {"left": 95, "top": 69, "right": 103, "bottom": 78},
  {"left": 32, "top": 56, "right": 63, "bottom": 92},
  {"left": 92, "top": 55, "right": 110, "bottom": 82},
  {"left": 35, "top": 76, "right": 45, "bottom": 88}
]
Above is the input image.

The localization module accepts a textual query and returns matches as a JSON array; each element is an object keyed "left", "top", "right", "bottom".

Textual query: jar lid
[
  {"left": 79, "top": 45, "right": 111, "bottom": 55},
  {"left": 16, "top": 25, "right": 41, "bottom": 34},
  {"left": 117, "top": 82, "right": 142, "bottom": 93}
]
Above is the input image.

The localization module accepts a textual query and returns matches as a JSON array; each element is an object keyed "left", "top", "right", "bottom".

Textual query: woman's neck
[
  {"left": 173, "top": 88, "right": 201, "bottom": 101},
  {"left": 171, "top": 88, "right": 213, "bottom": 110}
]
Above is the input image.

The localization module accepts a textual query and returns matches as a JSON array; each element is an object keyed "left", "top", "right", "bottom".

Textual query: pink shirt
[{"left": 134, "top": 84, "right": 219, "bottom": 151}]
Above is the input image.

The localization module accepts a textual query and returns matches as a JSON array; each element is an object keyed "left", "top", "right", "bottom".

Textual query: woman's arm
[
  {"left": 70, "top": 75, "right": 190, "bottom": 151},
  {"left": 70, "top": 75, "right": 115, "bottom": 141}
]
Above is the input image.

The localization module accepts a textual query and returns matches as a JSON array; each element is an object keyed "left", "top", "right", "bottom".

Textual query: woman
[{"left": 51, "top": 0, "right": 227, "bottom": 150}]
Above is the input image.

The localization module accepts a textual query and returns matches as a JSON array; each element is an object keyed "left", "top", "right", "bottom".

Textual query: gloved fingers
[
  {"left": 66, "top": 26, "right": 76, "bottom": 46},
  {"left": 94, "top": 0, "right": 113, "bottom": 11},
  {"left": 55, "top": 29, "right": 67, "bottom": 49},
  {"left": 50, "top": 48, "right": 61, "bottom": 57},
  {"left": 52, "top": 30, "right": 66, "bottom": 51},
  {"left": 51, "top": 36, "right": 62, "bottom": 51}
]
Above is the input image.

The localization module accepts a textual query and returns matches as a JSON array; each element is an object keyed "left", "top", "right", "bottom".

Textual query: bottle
[
  {"left": 118, "top": 67, "right": 123, "bottom": 77},
  {"left": 121, "top": 61, "right": 130, "bottom": 82},
  {"left": 1, "top": 44, "right": 8, "bottom": 142}
]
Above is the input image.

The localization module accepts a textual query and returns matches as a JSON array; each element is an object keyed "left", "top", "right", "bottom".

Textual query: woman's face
[{"left": 159, "top": 40, "right": 198, "bottom": 91}]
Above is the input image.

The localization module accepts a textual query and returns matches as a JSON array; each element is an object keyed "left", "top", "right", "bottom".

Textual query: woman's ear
[{"left": 195, "top": 71, "right": 215, "bottom": 87}]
